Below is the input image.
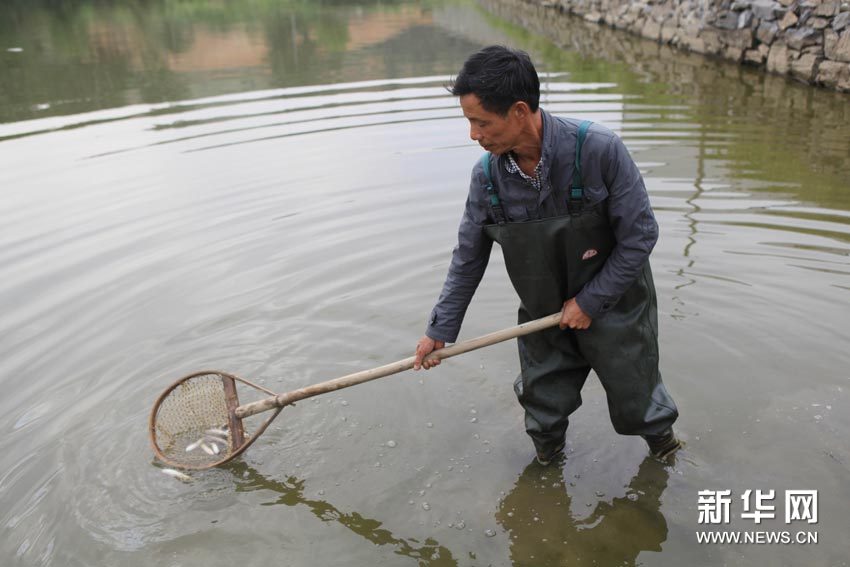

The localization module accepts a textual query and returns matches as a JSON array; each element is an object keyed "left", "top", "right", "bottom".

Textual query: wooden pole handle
[{"left": 235, "top": 312, "right": 562, "bottom": 418}]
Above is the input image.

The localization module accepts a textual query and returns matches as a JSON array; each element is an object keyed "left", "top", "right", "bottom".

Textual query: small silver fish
[
  {"left": 206, "top": 428, "right": 228, "bottom": 437},
  {"left": 205, "top": 437, "right": 227, "bottom": 451},
  {"left": 185, "top": 439, "right": 203, "bottom": 452},
  {"left": 161, "top": 468, "right": 192, "bottom": 481},
  {"left": 200, "top": 442, "right": 215, "bottom": 456}
]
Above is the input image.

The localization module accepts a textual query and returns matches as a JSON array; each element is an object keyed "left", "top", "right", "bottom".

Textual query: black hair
[{"left": 450, "top": 45, "right": 540, "bottom": 116}]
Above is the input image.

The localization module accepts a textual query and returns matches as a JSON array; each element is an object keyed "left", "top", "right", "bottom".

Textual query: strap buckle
[{"left": 568, "top": 186, "right": 584, "bottom": 216}]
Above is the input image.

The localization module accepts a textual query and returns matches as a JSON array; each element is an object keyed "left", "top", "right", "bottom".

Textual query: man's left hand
[{"left": 559, "top": 298, "right": 591, "bottom": 330}]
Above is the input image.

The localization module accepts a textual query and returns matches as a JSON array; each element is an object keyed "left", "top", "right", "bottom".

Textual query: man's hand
[
  {"left": 414, "top": 336, "right": 445, "bottom": 370},
  {"left": 559, "top": 298, "right": 592, "bottom": 330}
]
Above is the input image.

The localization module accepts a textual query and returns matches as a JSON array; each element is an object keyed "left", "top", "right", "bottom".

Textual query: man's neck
[{"left": 510, "top": 110, "right": 544, "bottom": 174}]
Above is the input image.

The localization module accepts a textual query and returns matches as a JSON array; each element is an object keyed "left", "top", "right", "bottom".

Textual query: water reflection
[
  {"left": 228, "top": 461, "right": 457, "bottom": 566},
  {"left": 497, "top": 457, "right": 670, "bottom": 567},
  {"left": 0, "top": 0, "right": 479, "bottom": 124}
]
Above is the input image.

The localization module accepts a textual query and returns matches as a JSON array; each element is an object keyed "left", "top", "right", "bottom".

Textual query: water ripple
[{"left": 2, "top": 70, "right": 849, "bottom": 566}]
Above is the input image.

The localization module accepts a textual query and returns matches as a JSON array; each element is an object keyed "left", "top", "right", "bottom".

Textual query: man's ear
[{"left": 513, "top": 101, "right": 531, "bottom": 119}]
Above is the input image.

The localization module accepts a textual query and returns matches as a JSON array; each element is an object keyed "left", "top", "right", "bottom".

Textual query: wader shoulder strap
[
  {"left": 569, "top": 120, "right": 593, "bottom": 215},
  {"left": 480, "top": 152, "right": 506, "bottom": 225}
]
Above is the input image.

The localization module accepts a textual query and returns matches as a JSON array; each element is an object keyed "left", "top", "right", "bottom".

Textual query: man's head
[
  {"left": 450, "top": 46, "right": 541, "bottom": 156},
  {"left": 450, "top": 45, "right": 540, "bottom": 116}
]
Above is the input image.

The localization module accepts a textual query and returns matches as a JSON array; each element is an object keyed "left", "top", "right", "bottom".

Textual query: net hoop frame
[{"left": 149, "top": 370, "right": 283, "bottom": 470}]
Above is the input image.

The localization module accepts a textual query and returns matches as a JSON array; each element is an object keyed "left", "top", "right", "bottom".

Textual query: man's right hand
[{"left": 414, "top": 336, "right": 445, "bottom": 370}]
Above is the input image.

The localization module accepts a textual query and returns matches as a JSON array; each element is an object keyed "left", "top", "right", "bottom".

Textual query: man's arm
[
  {"left": 574, "top": 134, "right": 659, "bottom": 319},
  {"left": 415, "top": 166, "right": 493, "bottom": 369}
]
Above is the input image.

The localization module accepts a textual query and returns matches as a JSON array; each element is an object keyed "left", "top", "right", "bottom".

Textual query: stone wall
[{"left": 521, "top": 0, "right": 850, "bottom": 91}]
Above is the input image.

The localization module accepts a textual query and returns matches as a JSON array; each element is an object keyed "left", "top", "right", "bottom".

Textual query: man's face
[{"left": 459, "top": 94, "right": 522, "bottom": 156}]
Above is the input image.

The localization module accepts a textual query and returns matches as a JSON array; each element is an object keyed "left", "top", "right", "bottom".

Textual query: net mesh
[{"left": 152, "top": 373, "right": 239, "bottom": 468}]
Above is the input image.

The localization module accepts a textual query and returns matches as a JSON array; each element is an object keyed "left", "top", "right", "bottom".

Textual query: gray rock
[
  {"left": 779, "top": 10, "right": 799, "bottom": 29},
  {"left": 724, "top": 45, "right": 746, "bottom": 60},
  {"left": 786, "top": 27, "right": 822, "bottom": 49},
  {"left": 833, "top": 12, "right": 850, "bottom": 31},
  {"left": 642, "top": 18, "right": 663, "bottom": 40},
  {"left": 816, "top": 60, "right": 850, "bottom": 90},
  {"left": 715, "top": 10, "right": 740, "bottom": 28},
  {"left": 681, "top": 33, "right": 708, "bottom": 54},
  {"left": 661, "top": 20, "right": 679, "bottom": 42},
  {"left": 650, "top": 4, "right": 669, "bottom": 20},
  {"left": 825, "top": 28, "right": 839, "bottom": 55},
  {"left": 727, "top": 27, "right": 756, "bottom": 48},
  {"left": 757, "top": 21, "right": 780, "bottom": 43},
  {"left": 814, "top": 0, "right": 840, "bottom": 16},
  {"left": 732, "top": 0, "right": 753, "bottom": 10},
  {"left": 744, "top": 46, "right": 769, "bottom": 63},
  {"left": 767, "top": 41, "right": 792, "bottom": 72},
  {"left": 810, "top": 17, "right": 831, "bottom": 28},
  {"left": 791, "top": 52, "right": 821, "bottom": 80},
  {"left": 752, "top": 0, "right": 786, "bottom": 20},
  {"left": 826, "top": 29, "right": 850, "bottom": 61},
  {"left": 739, "top": 10, "right": 755, "bottom": 27},
  {"left": 701, "top": 28, "right": 725, "bottom": 54},
  {"left": 744, "top": 47, "right": 763, "bottom": 63}
]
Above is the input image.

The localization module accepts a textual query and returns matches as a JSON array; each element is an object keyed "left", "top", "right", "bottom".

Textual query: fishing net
[{"left": 149, "top": 371, "right": 281, "bottom": 469}]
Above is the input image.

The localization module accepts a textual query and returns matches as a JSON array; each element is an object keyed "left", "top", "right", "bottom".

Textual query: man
[{"left": 412, "top": 46, "right": 680, "bottom": 466}]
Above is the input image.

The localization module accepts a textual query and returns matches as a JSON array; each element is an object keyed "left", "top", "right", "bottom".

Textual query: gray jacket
[{"left": 426, "top": 109, "right": 658, "bottom": 343}]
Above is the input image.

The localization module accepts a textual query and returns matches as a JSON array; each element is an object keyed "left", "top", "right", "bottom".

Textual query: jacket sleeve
[
  {"left": 425, "top": 164, "right": 494, "bottom": 343},
  {"left": 575, "top": 135, "right": 658, "bottom": 318}
]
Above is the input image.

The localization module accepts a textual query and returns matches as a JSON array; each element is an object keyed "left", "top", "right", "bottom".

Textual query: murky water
[{"left": 1, "top": 1, "right": 848, "bottom": 566}]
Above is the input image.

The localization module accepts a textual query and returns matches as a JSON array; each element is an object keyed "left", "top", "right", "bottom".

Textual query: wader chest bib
[{"left": 480, "top": 122, "right": 678, "bottom": 454}]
